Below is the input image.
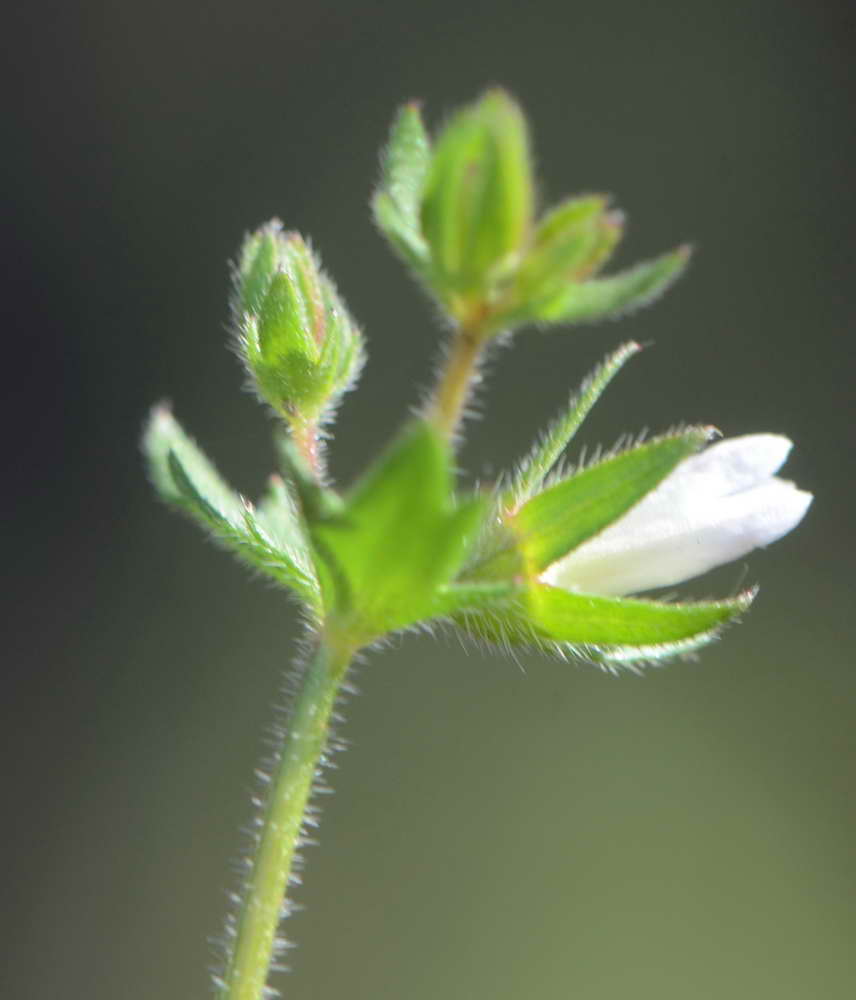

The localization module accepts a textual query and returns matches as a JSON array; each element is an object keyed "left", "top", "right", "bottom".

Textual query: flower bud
[
  {"left": 233, "top": 223, "right": 364, "bottom": 425},
  {"left": 419, "top": 89, "right": 534, "bottom": 311}
]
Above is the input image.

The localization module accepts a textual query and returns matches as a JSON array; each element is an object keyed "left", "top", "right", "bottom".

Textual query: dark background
[{"left": 5, "top": 1, "right": 854, "bottom": 997}]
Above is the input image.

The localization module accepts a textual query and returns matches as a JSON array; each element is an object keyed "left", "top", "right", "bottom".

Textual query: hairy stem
[
  {"left": 217, "top": 634, "right": 355, "bottom": 1000},
  {"left": 428, "top": 325, "right": 487, "bottom": 440},
  {"left": 291, "top": 420, "right": 325, "bottom": 483}
]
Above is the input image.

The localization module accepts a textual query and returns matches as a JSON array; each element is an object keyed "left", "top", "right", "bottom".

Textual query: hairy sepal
[
  {"left": 512, "top": 426, "right": 714, "bottom": 572},
  {"left": 455, "top": 584, "right": 755, "bottom": 669},
  {"left": 373, "top": 102, "right": 432, "bottom": 276},
  {"left": 533, "top": 246, "right": 691, "bottom": 326}
]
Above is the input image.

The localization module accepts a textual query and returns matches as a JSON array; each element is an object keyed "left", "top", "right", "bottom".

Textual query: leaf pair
[
  {"left": 309, "top": 422, "right": 488, "bottom": 642},
  {"left": 144, "top": 407, "right": 496, "bottom": 644}
]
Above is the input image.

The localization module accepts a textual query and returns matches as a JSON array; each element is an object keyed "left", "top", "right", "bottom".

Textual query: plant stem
[
  {"left": 218, "top": 633, "right": 355, "bottom": 1000},
  {"left": 291, "top": 419, "right": 324, "bottom": 483},
  {"left": 429, "top": 324, "right": 487, "bottom": 440}
]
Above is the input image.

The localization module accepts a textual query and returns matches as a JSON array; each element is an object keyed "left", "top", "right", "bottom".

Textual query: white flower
[{"left": 542, "top": 434, "right": 812, "bottom": 597}]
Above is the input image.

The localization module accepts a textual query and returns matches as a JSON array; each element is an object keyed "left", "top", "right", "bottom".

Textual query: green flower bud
[
  {"left": 233, "top": 222, "right": 365, "bottom": 426},
  {"left": 420, "top": 89, "right": 534, "bottom": 314}
]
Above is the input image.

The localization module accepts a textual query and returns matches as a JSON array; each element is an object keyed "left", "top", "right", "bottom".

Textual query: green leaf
[
  {"left": 312, "top": 421, "right": 486, "bottom": 639},
  {"left": 535, "top": 245, "right": 691, "bottom": 325},
  {"left": 143, "top": 406, "right": 321, "bottom": 608},
  {"left": 512, "top": 427, "right": 713, "bottom": 572},
  {"left": 503, "top": 341, "right": 641, "bottom": 508}
]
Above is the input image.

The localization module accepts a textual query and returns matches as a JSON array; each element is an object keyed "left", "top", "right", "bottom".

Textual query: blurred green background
[{"left": 5, "top": 1, "right": 854, "bottom": 997}]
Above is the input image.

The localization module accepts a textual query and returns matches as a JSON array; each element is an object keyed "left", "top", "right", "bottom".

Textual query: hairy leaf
[
  {"left": 143, "top": 406, "right": 320, "bottom": 608},
  {"left": 312, "top": 421, "right": 486, "bottom": 639}
]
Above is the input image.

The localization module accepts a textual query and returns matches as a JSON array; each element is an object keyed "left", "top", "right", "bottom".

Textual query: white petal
[
  {"left": 544, "top": 478, "right": 812, "bottom": 596},
  {"left": 616, "top": 434, "right": 794, "bottom": 530}
]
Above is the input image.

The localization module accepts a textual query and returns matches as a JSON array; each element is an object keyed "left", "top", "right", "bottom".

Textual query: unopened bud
[
  {"left": 233, "top": 223, "right": 364, "bottom": 424},
  {"left": 420, "top": 89, "right": 534, "bottom": 312}
]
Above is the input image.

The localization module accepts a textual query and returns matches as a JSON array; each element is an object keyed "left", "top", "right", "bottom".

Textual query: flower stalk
[
  {"left": 217, "top": 634, "right": 356, "bottom": 1000},
  {"left": 290, "top": 418, "right": 324, "bottom": 483},
  {"left": 428, "top": 323, "right": 489, "bottom": 440}
]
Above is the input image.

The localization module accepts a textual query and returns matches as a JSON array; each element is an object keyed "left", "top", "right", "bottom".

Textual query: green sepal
[
  {"left": 311, "top": 421, "right": 487, "bottom": 640},
  {"left": 233, "top": 222, "right": 280, "bottom": 318},
  {"left": 512, "top": 427, "right": 714, "bottom": 573},
  {"left": 527, "top": 583, "right": 754, "bottom": 645},
  {"left": 420, "top": 89, "right": 534, "bottom": 304},
  {"left": 534, "top": 245, "right": 691, "bottom": 325},
  {"left": 431, "top": 579, "right": 520, "bottom": 619},
  {"left": 457, "top": 343, "right": 641, "bottom": 584},
  {"left": 503, "top": 341, "right": 641, "bottom": 509},
  {"left": 512, "top": 195, "right": 621, "bottom": 307},
  {"left": 373, "top": 102, "right": 432, "bottom": 274},
  {"left": 253, "top": 270, "right": 322, "bottom": 405},
  {"left": 455, "top": 583, "right": 755, "bottom": 669},
  {"left": 142, "top": 406, "right": 321, "bottom": 609}
]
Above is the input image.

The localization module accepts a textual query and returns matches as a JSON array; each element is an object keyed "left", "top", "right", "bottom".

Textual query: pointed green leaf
[
  {"left": 312, "top": 421, "right": 486, "bottom": 638},
  {"left": 513, "top": 427, "right": 713, "bottom": 572},
  {"left": 143, "top": 406, "right": 320, "bottom": 608},
  {"left": 144, "top": 406, "right": 247, "bottom": 522},
  {"left": 504, "top": 341, "right": 642, "bottom": 509},
  {"left": 535, "top": 245, "right": 691, "bottom": 325}
]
